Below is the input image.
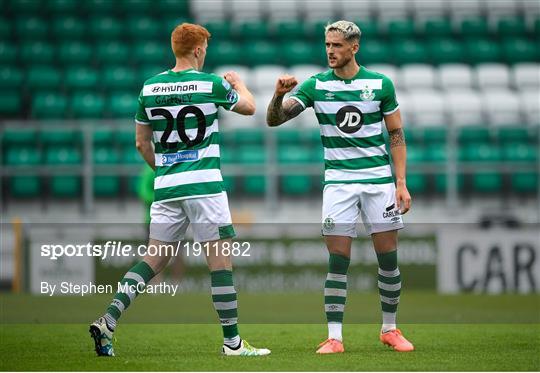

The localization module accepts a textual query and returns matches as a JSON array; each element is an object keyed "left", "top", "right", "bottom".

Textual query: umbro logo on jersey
[
  {"left": 325, "top": 92, "right": 335, "bottom": 100},
  {"left": 336, "top": 105, "right": 364, "bottom": 134}
]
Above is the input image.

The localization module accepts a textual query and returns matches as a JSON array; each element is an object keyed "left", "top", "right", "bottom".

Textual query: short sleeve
[
  {"left": 135, "top": 89, "right": 150, "bottom": 125},
  {"left": 290, "top": 77, "right": 315, "bottom": 108},
  {"left": 213, "top": 75, "right": 240, "bottom": 111},
  {"left": 380, "top": 75, "right": 399, "bottom": 115}
]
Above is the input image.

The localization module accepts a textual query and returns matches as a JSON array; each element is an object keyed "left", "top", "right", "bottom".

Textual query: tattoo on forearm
[
  {"left": 389, "top": 128, "right": 406, "bottom": 148},
  {"left": 266, "top": 96, "right": 304, "bottom": 126}
]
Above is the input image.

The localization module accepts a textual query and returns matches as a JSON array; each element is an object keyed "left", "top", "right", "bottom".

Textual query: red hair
[{"left": 171, "top": 23, "right": 211, "bottom": 58}]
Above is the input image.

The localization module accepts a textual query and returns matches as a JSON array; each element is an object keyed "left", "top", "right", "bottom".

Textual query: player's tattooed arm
[
  {"left": 266, "top": 96, "right": 305, "bottom": 127},
  {"left": 389, "top": 128, "right": 406, "bottom": 148}
]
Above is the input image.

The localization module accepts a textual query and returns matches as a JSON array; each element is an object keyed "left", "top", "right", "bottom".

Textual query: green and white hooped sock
[
  {"left": 104, "top": 261, "right": 156, "bottom": 330},
  {"left": 376, "top": 250, "right": 401, "bottom": 333},
  {"left": 325, "top": 253, "right": 350, "bottom": 341},
  {"left": 211, "top": 270, "right": 241, "bottom": 348}
]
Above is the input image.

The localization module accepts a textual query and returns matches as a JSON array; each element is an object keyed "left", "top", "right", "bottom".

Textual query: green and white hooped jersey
[
  {"left": 291, "top": 66, "right": 399, "bottom": 185},
  {"left": 135, "top": 68, "right": 239, "bottom": 202}
]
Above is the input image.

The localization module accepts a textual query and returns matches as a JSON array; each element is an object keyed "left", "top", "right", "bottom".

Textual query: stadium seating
[{"left": 1, "top": 0, "right": 539, "bottom": 200}]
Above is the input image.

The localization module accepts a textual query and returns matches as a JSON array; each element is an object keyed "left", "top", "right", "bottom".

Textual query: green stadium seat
[
  {"left": 107, "top": 92, "right": 138, "bottom": 118},
  {"left": 9, "top": 0, "right": 42, "bottom": 15},
  {"left": 58, "top": 42, "right": 92, "bottom": 65},
  {"left": 93, "top": 147, "right": 120, "bottom": 164},
  {"left": 101, "top": 66, "right": 137, "bottom": 90},
  {"left": 392, "top": 39, "right": 428, "bottom": 64},
  {"left": 403, "top": 127, "right": 422, "bottom": 145},
  {"left": 274, "top": 20, "right": 307, "bottom": 39},
  {"left": 2, "top": 129, "right": 37, "bottom": 147},
  {"left": 0, "top": 66, "right": 23, "bottom": 88},
  {"left": 233, "top": 129, "right": 264, "bottom": 145},
  {"left": 465, "top": 39, "right": 502, "bottom": 64},
  {"left": 244, "top": 42, "right": 280, "bottom": 66},
  {"left": 46, "top": 0, "right": 79, "bottom": 14},
  {"left": 0, "top": 19, "right": 11, "bottom": 40},
  {"left": 83, "top": 0, "right": 117, "bottom": 14},
  {"left": 70, "top": 92, "right": 105, "bottom": 118},
  {"left": 0, "top": 92, "right": 21, "bottom": 116},
  {"left": 496, "top": 127, "right": 533, "bottom": 145},
  {"left": 165, "top": 17, "right": 191, "bottom": 37},
  {"left": 311, "top": 147, "right": 324, "bottom": 163},
  {"left": 406, "top": 173, "right": 427, "bottom": 193},
  {"left": 121, "top": 0, "right": 153, "bottom": 14},
  {"left": 502, "top": 144, "right": 537, "bottom": 162},
  {"left": 461, "top": 144, "right": 501, "bottom": 162},
  {"left": 243, "top": 175, "right": 265, "bottom": 195},
  {"left": 40, "top": 129, "right": 81, "bottom": 146},
  {"left": 121, "top": 146, "right": 143, "bottom": 164},
  {"left": 423, "top": 18, "right": 453, "bottom": 38},
  {"left": 239, "top": 145, "right": 266, "bottom": 164},
  {"left": 155, "top": 0, "right": 189, "bottom": 14},
  {"left": 278, "top": 146, "right": 312, "bottom": 163},
  {"left": 0, "top": 42, "right": 17, "bottom": 64},
  {"left": 128, "top": 174, "right": 140, "bottom": 196},
  {"left": 20, "top": 42, "right": 55, "bottom": 64},
  {"left": 45, "top": 147, "right": 81, "bottom": 164},
  {"left": 422, "top": 126, "right": 447, "bottom": 145},
  {"left": 205, "top": 41, "right": 242, "bottom": 66},
  {"left": 276, "top": 129, "right": 302, "bottom": 145},
  {"left": 222, "top": 175, "right": 236, "bottom": 193},
  {"left": 407, "top": 146, "right": 425, "bottom": 164},
  {"left": 435, "top": 173, "right": 464, "bottom": 193},
  {"left": 460, "top": 17, "right": 489, "bottom": 37},
  {"left": 425, "top": 145, "right": 447, "bottom": 163},
  {"left": 88, "top": 17, "right": 123, "bottom": 39},
  {"left": 235, "top": 21, "right": 271, "bottom": 40},
  {"left": 5, "top": 147, "right": 41, "bottom": 165},
  {"left": 385, "top": 19, "right": 416, "bottom": 39},
  {"left": 534, "top": 17, "right": 540, "bottom": 37},
  {"left": 10, "top": 176, "right": 41, "bottom": 197},
  {"left": 511, "top": 173, "right": 538, "bottom": 193},
  {"left": 15, "top": 17, "right": 48, "bottom": 39},
  {"left": 429, "top": 38, "right": 464, "bottom": 64},
  {"left": 355, "top": 19, "right": 378, "bottom": 38},
  {"left": 50, "top": 176, "right": 80, "bottom": 197},
  {"left": 26, "top": 65, "right": 62, "bottom": 90},
  {"left": 32, "top": 92, "right": 68, "bottom": 119},
  {"left": 458, "top": 126, "right": 492, "bottom": 145},
  {"left": 204, "top": 20, "right": 232, "bottom": 40},
  {"left": 360, "top": 40, "right": 391, "bottom": 64},
  {"left": 472, "top": 172, "right": 502, "bottom": 193},
  {"left": 502, "top": 38, "right": 537, "bottom": 63},
  {"left": 117, "top": 130, "right": 135, "bottom": 147},
  {"left": 497, "top": 17, "right": 527, "bottom": 36},
  {"left": 135, "top": 41, "right": 170, "bottom": 64},
  {"left": 281, "top": 42, "right": 318, "bottom": 65},
  {"left": 281, "top": 175, "right": 312, "bottom": 195},
  {"left": 304, "top": 20, "right": 328, "bottom": 40},
  {"left": 93, "top": 129, "right": 114, "bottom": 146},
  {"left": 95, "top": 42, "right": 130, "bottom": 65},
  {"left": 126, "top": 17, "right": 161, "bottom": 40},
  {"left": 64, "top": 67, "right": 99, "bottom": 90},
  {"left": 94, "top": 176, "right": 121, "bottom": 197},
  {"left": 138, "top": 64, "right": 166, "bottom": 82}
]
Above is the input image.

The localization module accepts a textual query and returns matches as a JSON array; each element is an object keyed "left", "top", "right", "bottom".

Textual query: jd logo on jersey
[{"left": 336, "top": 105, "right": 363, "bottom": 134}]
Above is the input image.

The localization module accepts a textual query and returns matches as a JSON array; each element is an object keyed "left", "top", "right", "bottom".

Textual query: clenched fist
[
  {"left": 274, "top": 75, "right": 298, "bottom": 96},
  {"left": 223, "top": 71, "right": 244, "bottom": 89}
]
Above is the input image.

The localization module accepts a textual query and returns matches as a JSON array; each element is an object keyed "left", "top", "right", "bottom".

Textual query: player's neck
[
  {"left": 172, "top": 57, "right": 199, "bottom": 72},
  {"left": 333, "top": 61, "right": 360, "bottom": 80}
]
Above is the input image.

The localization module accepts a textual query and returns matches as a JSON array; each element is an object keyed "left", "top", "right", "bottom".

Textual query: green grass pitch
[{"left": 1, "top": 293, "right": 539, "bottom": 371}]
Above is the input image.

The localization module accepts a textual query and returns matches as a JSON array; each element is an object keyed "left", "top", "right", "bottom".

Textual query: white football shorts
[
  {"left": 149, "top": 192, "right": 235, "bottom": 243},
  {"left": 322, "top": 183, "right": 404, "bottom": 237}
]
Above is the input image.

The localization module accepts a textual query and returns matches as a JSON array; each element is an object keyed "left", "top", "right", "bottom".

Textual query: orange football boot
[
  {"left": 316, "top": 338, "right": 345, "bottom": 354},
  {"left": 380, "top": 329, "right": 414, "bottom": 352}
]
